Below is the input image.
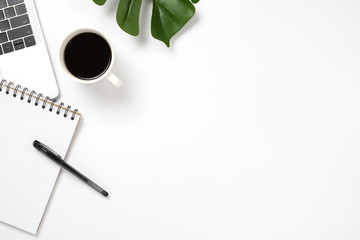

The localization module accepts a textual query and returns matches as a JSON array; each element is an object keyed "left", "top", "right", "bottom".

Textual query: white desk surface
[{"left": 2, "top": 0, "right": 360, "bottom": 239}]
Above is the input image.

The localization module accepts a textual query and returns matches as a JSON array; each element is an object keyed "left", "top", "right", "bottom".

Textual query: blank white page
[{"left": 0, "top": 84, "right": 80, "bottom": 234}]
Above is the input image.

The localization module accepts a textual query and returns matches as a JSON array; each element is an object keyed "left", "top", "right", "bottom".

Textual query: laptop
[{"left": 0, "top": 0, "right": 59, "bottom": 98}]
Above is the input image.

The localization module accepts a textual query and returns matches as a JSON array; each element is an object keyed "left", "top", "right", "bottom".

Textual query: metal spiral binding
[
  {"left": 56, "top": 102, "right": 64, "bottom": 114},
  {"left": 34, "top": 93, "right": 43, "bottom": 106},
  {"left": 0, "top": 79, "right": 6, "bottom": 91},
  {"left": 20, "top": 87, "right": 28, "bottom": 100},
  {"left": 64, "top": 105, "right": 71, "bottom": 117},
  {"left": 13, "top": 85, "right": 21, "bottom": 97},
  {"left": 0, "top": 79, "right": 78, "bottom": 120},
  {"left": 6, "top": 82, "right": 13, "bottom": 94},
  {"left": 49, "top": 99, "right": 56, "bottom": 112},
  {"left": 42, "top": 96, "right": 50, "bottom": 109},
  {"left": 27, "top": 90, "right": 36, "bottom": 103},
  {"left": 71, "top": 109, "right": 78, "bottom": 120}
]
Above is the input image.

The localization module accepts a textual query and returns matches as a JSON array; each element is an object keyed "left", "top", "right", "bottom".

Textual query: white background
[{"left": 2, "top": 0, "right": 360, "bottom": 239}]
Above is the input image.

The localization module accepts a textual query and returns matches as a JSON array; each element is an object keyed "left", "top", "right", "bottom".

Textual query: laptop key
[
  {"left": 0, "top": 0, "right": 6, "bottom": 9},
  {"left": 4, "top": 7, "right": 15, "bottom": 18},
  {"left": 7, "top": 0, "right": 23, "bottom": 6},
  {"left": 0, "top": 46, "right": 3, "bottom": 55},
  {"left": 13, "top": 38, "right": 24, "bottom": 50},
  {"left": 24, "top": 35, "right": 35, "bottom": 47},
  {"left": 0, "top": 19, "right": 10, "bottom": 31},
  {"left": 2, "top": 41, "right": 13, "bottom": 53},
  {"left": 0, "top": 10, "right": 4, "bottom": 20},
  {"left": 15, "top": 3, "right": 26, "bottom": 15},
  {"left": 7, "top": 24, "right": 32, "bottom": 40},
  {"left": 10, "top": 14, "right": 29, "bottom": 28},
  {"left": 0, "top": 32, "right": 7, "bottom": 43}
]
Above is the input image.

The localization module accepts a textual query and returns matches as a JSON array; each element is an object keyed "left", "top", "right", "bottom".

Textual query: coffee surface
[{"left": 64, "top": 32, "right": 112, "bottom": 80}]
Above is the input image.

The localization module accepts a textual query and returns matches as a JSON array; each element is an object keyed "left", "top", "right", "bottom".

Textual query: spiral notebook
[{"left": 0, "top": 80, "right": 81, "bottom": 234}]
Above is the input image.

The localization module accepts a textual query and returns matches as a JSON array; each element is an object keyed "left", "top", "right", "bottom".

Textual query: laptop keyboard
[{"left": 0, "top": 0, "right": 35, "bottom": 55}]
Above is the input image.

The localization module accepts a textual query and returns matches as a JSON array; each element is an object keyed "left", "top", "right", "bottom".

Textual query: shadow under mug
[{"left": 59, "top": 28, "right": 122, "bottom": 87}]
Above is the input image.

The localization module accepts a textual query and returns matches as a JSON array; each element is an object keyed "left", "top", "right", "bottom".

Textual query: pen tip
[{"left": 102, "top": 190, "right": 109, "bottom": 197}]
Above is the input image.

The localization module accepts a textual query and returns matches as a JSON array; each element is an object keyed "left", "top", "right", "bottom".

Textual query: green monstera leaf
[
  {"left": 93, "top": 0, "right": 107, "bottom": 6},
  {"left": 92, "top": 0, "right": 198, "bottom": 47},
  {"left": 116, "top": 0, "right": 142, "bottom": 36},
  {"left": 151, "top": 0, "right": 195, "bottom": 47}
]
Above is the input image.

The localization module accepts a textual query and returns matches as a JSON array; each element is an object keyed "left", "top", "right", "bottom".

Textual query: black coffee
[{"left": 64, "top": 32, "right": 112, "bottom": 80}]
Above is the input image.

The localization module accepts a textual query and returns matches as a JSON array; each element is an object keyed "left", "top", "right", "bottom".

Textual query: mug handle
[{"left": 107, "top": 73, "right": 123, "bottom": 88}]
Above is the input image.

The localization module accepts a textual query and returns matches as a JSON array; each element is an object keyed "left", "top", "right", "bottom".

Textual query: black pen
[{"left": 33, "top": 140, "right": 109, "bottom": 197}]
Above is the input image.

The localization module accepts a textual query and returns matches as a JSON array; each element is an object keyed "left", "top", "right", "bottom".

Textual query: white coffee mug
[{"left": 59, "top": 28, "right": 122, "bottom": 87}]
